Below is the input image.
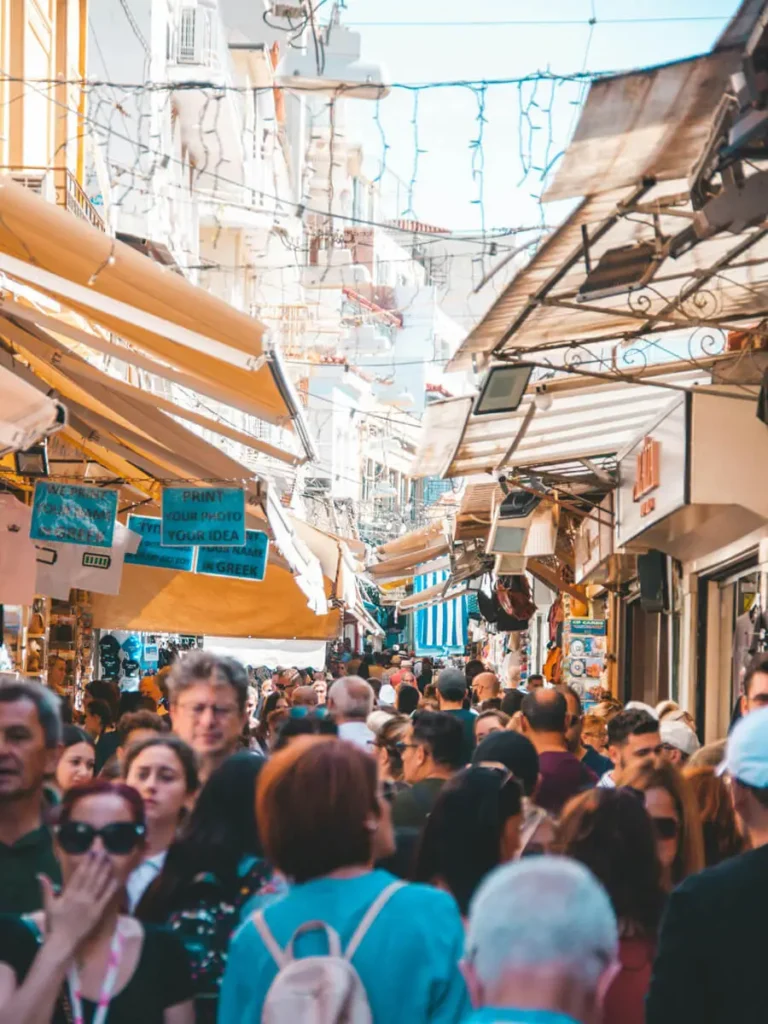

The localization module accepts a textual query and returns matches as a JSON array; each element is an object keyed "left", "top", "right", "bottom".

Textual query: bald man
[
  {"left": 473, "top": 672, "right": 501, "bottom": 704},
  {"left": 521, "top": 688, "right": 597, "bottom": 813}
]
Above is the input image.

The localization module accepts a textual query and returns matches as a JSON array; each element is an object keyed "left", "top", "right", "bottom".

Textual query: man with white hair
[
  {"left": 462, "top": 857, "right": 618, "bottom": 1023},
  {"left": 327, "top": 675, "right": 375, "bottom": 751}
]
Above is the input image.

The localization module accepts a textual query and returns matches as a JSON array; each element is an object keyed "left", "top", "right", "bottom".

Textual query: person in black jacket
[{"left": 646, "top": 706, "right": 768, "bottom": 1024}]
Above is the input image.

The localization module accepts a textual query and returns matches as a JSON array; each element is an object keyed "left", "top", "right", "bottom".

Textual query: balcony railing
[{"left": 0, "top": 166, "right": 105, "bottom": 232}]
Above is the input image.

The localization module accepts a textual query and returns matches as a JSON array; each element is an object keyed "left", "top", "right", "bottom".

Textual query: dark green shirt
[
  {"left": 443, "top": 708, "right": 477, "bottom": 765},
  {"left": 391, "top": 777, "right": 448, "bottom": 829},
  {"left": 0, "top": 825, "right": 61, "bottom": 914}
]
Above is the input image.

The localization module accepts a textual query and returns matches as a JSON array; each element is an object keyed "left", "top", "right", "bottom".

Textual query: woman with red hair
[{"left": 219, "top": 736, "right": 469, "bottom": 1022}]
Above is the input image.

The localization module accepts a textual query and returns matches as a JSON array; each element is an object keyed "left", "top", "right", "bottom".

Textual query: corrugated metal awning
[
  {"left": 542, "top": 53, "right": 740, "bottom": 203},
  {"left": 447, "top": 176, "right": 768, "bottom": 371}
]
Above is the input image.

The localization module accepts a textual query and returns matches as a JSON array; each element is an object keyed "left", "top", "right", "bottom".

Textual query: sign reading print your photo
[
  {"left": 30, "top": 482, "right": 117, "bottom": 548},
  {"left": 161, "top": 487, "right": 246, "bottom": 547}
]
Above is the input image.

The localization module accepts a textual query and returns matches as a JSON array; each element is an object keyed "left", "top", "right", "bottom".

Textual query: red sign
[{"left": 633, "top": 436, "right": 660, "bottom": 517}]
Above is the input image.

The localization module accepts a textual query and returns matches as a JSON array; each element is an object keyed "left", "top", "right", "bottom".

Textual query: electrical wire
[{"left": 343, "top": 15, "right": 732, "bottom": 27}]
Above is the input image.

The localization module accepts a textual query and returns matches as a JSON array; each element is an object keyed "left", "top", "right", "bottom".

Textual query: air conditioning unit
[
  {"left": 9, "top": 170, "right": 54, "bottom": 202},
  {"left": 494, "top": 553, "right": 528, "bottom": 574},
  {"left": 486, "top": 490, "right": 541, "bottom": 556},
  {"left": 175, "top": 6, "right": 212, "bottom": 65},
  {"left": 524, "top": 505, "right": 558, "bottom": 557}
]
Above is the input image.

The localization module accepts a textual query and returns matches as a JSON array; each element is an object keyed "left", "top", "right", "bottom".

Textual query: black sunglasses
[
  {"left": 651, "top": 816, "right": 679, "bottom": 841},
  {"left": 55, "top": 821, "right": 146, "bottom": 855}
]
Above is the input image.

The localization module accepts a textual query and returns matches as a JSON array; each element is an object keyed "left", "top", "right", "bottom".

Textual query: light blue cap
[{"left": 719, "top": 706, "right": 768, "bottom": 787}]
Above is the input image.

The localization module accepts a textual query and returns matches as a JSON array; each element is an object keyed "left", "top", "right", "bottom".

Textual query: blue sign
[
  {"left": 125, "top": 515, "right": 194, "bottom": 572},
  {"left": 196, "top": 530, "right": 269, "bottom": 582},
  {"left": 568, "top": 618, "right": 608, "bottom": 636},
  {"left": 161, "top": 487, "right": 246, "bottom": 547},
  {"left": 30, "top": 482, "right": 117, "bottom": 548}
]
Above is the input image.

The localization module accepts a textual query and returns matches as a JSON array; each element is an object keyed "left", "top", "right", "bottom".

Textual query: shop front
[{"left": 615, "top": 388, "right": 768, "bottom": 738}]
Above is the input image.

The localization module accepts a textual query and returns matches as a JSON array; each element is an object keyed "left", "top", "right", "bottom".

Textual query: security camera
[{"left": 495, "top": 470, "right": 511, "bottom": 495}]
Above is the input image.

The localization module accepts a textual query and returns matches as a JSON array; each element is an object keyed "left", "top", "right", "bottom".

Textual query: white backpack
[{"left": 253, "top": 881, "right": 404, "bottom": 1024}]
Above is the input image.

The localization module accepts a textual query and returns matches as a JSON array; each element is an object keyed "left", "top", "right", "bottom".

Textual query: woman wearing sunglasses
[
  {"left": 556, "top": 787, "right": 666, "bottom": 1024},
  {"left": 0, "top": 780, "right": 194, "bottom": 1024},
  {"left": 621, "top": 760, "right": 704, "bottom": 890},
  {"left": 123, "top": 737, "right": 199, "bottom": 912}
]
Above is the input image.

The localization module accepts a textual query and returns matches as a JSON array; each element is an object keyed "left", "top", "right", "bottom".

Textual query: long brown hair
[
  {"left": 555, "top": 788, "right": 665, "bottom": 936},
  {"left": 684, "top": 766, "right": 746, "bottom": 866},
  {"left": 621, "top": 760, "right": 705, "bottom": 884}
]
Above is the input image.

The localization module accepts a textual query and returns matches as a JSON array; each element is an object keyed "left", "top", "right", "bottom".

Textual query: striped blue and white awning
[{"left": 413, "top": 570, "right": 468, "bottom": 655}]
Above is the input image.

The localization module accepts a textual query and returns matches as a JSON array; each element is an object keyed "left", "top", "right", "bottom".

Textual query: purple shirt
[{"left": 536, "top": 750, "right": 597, "bottom": 813}]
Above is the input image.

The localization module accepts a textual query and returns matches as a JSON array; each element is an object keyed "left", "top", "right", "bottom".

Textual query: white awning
[
  {"left": 0, "top": 363, "right": 65, "bottom": 455},
  {"left": 203, "top": 636, "right": 327, "bottom": 671},
  {"left": 265, "top": 491, "right": 328, "bottom": 615},
  {"left": 398, "top": 581, "right": 469, "bottom": 614},
  {"left": 412, "top": 369, "right": 714, "bottom": 481}
]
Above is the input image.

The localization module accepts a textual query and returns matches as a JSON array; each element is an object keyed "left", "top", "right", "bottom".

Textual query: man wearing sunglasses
[
  {"left": 647, "top": 706, "right": 768, "bottom": 1024},
  {"left": 167, "top": 651, "right": 248, "bottom": 784},
  {"left": 0, "top": 681, "right": 62, "bottom": 913}
]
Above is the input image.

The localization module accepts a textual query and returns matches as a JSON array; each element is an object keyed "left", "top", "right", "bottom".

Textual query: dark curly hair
[{"left": 555, "top": 787, "right": 665, "bottom": 936}]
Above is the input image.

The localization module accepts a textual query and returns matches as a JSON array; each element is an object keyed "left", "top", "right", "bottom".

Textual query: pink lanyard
[{"left": 67, "top": 922, "right": 125, "bottom": 1024}]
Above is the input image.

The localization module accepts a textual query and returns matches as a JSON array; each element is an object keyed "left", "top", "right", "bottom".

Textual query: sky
[{"left": 334, "top": 0, "right": 739, "bottom": 231}]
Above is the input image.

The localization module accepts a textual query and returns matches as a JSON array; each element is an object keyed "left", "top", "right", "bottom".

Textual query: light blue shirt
[
  {"left": 218, "top": 869, "right": 469, "bottom": 1024},
  {"left": 463, "top": 1011, "right": 580, "bottom": 1024}
]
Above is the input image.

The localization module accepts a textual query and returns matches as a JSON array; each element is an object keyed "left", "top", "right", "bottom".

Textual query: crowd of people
[{"left": 0, "top": 645, "right": 766, "bottom": 1023}]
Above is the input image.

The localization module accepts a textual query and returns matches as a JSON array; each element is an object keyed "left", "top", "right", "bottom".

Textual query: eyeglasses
[
  {"left": 55, "top": 821, "right": 146, "bottom": 855},
  {"left": 394, "top": 741, "right": 420, "bottom": 753},
  {"left": 650, "top": 816, "right": 679, "bottom": 841},
  {"left": 175, "top": 702, "right": 239, "bottom": 720}
]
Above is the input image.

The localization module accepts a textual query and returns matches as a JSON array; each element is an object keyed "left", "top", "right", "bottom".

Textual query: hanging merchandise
[
  {"left": 497, "top": 576, "right": 537, "bottom": 623},
  {"left": 548, "top": 595, "right": 565, "bottom": 646},
  {"left": 35, "top": 521, "right": 141, "bottom": 600},
  {"left": 732, "top": 593, "right": 768, "bottom": 694},
  {"left": 563, "top": 618, "right": 607, "bottom": 696},
  {"left": 477, "top": 574, "right": 536, "bottom": 633},
  {"left": 0, "top": 493, "right": 37, "bottom": 606},
  {"left": 99, "top": 634, "right": 122, "bottom": 681},
  {"left": 543, "top": 643, "right": 563, "bottom": 685}
]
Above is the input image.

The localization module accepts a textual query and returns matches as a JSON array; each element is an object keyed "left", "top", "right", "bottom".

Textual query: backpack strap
[
  {"left": 252, "top": 910, "right": 290, "bottom": 969},
  {"left": 252, "top": 913, "right": 344, "bottom": 967},
  {"left": 344, "top": 881, "right": 405, "bottom": 962}
]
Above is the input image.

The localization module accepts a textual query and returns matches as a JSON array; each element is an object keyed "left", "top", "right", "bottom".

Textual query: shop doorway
[
  {"left": 622, "top": 595, "right": 670, "bottom": 707},
  {"left": 697, "top": 557, "right": 761, "bottom": 742}
]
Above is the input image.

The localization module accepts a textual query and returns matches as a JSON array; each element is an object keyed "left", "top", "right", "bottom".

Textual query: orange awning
[
  {"left": 91, "top": 563, "right": 340, "bottom": 640},
  {"left": 0, "top": 177, "right": 305, "bottom": 433}
]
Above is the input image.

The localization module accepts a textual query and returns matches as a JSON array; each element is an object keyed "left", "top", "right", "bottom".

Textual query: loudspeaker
[{"left": 637, "top": 550, "right": 669, "bottom": 613}]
